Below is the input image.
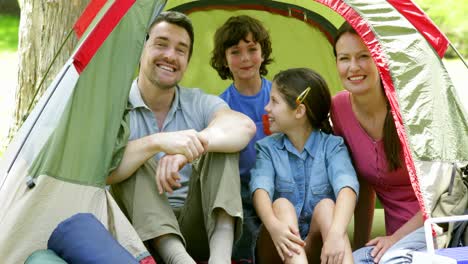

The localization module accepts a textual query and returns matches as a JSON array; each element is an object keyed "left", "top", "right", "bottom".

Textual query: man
[{"left": 107, "top": 11, "right": 255, "bottom": 264}]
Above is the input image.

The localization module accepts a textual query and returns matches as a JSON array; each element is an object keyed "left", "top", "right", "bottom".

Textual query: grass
[
  {"left": 0, "top": 14, "right": 19, "bottom": 52},
  {"left": 0, "top": 14, "right": 20, "bottom": 157}
]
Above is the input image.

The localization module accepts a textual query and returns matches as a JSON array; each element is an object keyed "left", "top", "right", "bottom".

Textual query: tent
[{"left": 0, "top": 0, "right": 466, "bottom": 262}]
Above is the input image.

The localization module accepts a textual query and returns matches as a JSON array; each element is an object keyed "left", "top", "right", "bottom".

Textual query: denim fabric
[
  {"left": 250, "top": 131, "right": 359, "bottom": 238},
  {"left": 353, "top": 227, "right": 426, "bottom": 264}
]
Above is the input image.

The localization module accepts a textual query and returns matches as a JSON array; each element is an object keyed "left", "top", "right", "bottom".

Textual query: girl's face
[
  {"left": 335, "top": 32, "right": 380, "bottom": 95},
  {"left": 264, "top": 83, "right": 297, "bottom": 133},
  {"left": 225, "top": 33, "right": 264, "bottom": 82}
]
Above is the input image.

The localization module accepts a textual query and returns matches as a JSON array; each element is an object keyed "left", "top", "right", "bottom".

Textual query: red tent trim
[
  {"left": 73, "top": 0, "right": 136, "bottom": 74},
  {"left": 316, "top": 0, "right": 429, "bottom": 222},
  {"left": 73, "top": 0, "right": 108, "bottom": 39},
  {"left": 387, "top": 0, "right": 449, "bottom": 58}
]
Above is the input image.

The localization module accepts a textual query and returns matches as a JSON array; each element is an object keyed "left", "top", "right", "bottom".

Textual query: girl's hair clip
[{"left": 295, "top": 87, "right": 311, "bottom": 106}]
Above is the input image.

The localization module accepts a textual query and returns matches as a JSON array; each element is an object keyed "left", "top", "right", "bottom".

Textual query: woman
[{"left": 330, "top": 22, "right": 426, "bottom": 263}]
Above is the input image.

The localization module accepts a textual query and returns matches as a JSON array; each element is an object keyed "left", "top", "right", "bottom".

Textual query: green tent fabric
[
  {"left": 0, "top": 0, "right": 466, "bottom": 262},
  {"left": 27, "top": 0, "right": 158, "bottom": 187},
  {"left": 0, "top": 0, "right": 166, "bottom": 262}
]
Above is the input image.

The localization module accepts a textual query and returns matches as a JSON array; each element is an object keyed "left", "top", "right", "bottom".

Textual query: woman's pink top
[{"left": 331, "top": 91, "right": 420, "bottom": 235}]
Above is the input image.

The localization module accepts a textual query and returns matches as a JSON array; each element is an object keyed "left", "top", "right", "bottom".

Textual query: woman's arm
[
  {"left": 382, "top": 210, "right": 423, "bottom": 244},
  {"left": 353, "top": 178, "right": 376, "bottom": 249},
  {"left": 366, "top": 210, "right": 423, "bottom": 263}
]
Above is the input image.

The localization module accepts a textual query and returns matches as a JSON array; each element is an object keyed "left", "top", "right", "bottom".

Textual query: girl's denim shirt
[{"left": 249, "top": 130, "right": 359, "bottom": 238}]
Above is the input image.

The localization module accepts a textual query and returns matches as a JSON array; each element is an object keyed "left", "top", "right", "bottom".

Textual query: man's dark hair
[{"left": 147, "top": 11, "right": 194, "bottom": 60}]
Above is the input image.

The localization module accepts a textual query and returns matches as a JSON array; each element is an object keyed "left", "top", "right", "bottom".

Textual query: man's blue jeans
[{"left": 353, "top": 227, "right": 426, "bottom": 263}]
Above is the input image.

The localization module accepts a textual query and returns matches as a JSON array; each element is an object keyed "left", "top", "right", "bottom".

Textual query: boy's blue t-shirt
[{"left": 219, "top": 78, "right": 272, "bottom": 184}]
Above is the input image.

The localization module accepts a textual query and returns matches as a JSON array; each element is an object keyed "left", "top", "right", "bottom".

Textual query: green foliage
[
  {"left": 414, "top": 0, "right": 468, "bottom": 58},
  {"left": 0, "top": 14, "right": 19, "bottom": 52}
]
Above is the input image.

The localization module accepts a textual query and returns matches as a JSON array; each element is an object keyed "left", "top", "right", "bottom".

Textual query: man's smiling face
[{"left": 140, "top": 21, "right": 191, "bottom": 90}]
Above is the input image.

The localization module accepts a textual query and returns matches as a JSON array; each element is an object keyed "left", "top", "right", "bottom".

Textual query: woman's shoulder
[
  {"left": 331, "top": 91, "right": 354, "bottom": 134},
  {"left": 331, "top": 90, "right": 350, "bottom": 107}
]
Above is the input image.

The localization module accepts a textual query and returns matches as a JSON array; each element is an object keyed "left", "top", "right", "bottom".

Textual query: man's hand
[
  {"left": 366, "top": 235, "right": 397, "bottom": 263},
  {"left": 156, "top": 129, "right": 208, "bottom": 162},
  {"left": 156, "top": 154, "right": 188, "bottom": 194}
]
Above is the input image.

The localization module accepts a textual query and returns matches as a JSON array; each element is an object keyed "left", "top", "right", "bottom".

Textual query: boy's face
[{"left": 225, "top": 33, "right": 264, "bottom": 82}]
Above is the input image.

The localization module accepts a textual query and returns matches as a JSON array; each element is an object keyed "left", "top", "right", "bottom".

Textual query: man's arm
[
  {"left": 106, "top": 129, "right": 206, "bottom": 185},
  {"left": 199, "top": 108, "right": 256, "bottom": 153},
  {"left": 107, "top": 108, "right": 255, "bottom": 186}
]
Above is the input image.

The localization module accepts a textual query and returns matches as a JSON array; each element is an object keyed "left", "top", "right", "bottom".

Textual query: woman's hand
[
  {"left": 267, "top": 219, "right": 305, "bottom": 261},
  {"left": 321, "top": 231, "right": 347, "bottom": 264},
  {"left": 366, "top": 235, "right": 397, "bottom": 263}
]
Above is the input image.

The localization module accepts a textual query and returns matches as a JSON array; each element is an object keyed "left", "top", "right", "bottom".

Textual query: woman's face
[
  {"left": 335, "top": 32, "right": 380, "bottom": 95},
  {"left": 225, "top": 33, "right": 264, "bottom": 83}
]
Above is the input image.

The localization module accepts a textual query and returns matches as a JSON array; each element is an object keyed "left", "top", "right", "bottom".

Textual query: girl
[
  {"left": 331, "top": 22, "right": 426, "bottom": 264},
  {"left": 250, "top": 68, "right": 359, "bottom": 264},
  {"left": 211, "top": 15, "right": 273, "bottom": 260}
]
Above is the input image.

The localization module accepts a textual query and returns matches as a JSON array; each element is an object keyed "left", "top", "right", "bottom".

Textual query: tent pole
[
  {"left": 1, "top": 30, "right": 73, "bottom": 190},
  {"left": 22, "top": 30, "right": 74, "bottom": 124},
  {"left": 2, "top": 64, "right": 71, "bottom": 190},
  {"left": 449, "top": 42, "right": 468, "bottom": 69}
]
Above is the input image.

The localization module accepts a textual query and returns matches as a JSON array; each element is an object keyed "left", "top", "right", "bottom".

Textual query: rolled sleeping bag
[
  {"left": 48, "top": 213, "right": 139, "bottom": 264},
  {"left": 25, "top": 249, "right": 67, "bottom": 264}
]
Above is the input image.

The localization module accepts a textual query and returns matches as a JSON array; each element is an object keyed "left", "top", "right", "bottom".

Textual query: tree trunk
[{"left": 9, "top": 0, "right": 90, "bottom": 138}]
